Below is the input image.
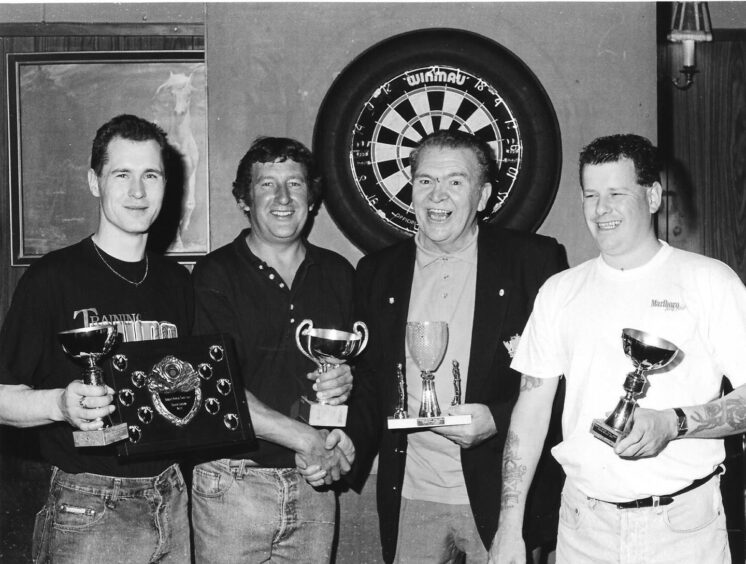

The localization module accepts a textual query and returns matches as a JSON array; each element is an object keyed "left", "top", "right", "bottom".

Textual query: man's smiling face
[
  {"left": 581, "top": 158, "right": 661, "bottom": 264},
  {"left": 411, "top": 146, "right": 491, "bottom": 254},
  {"left": 244, "top": 159, "right": 310, "bottom": 246},
  {"left": 88, "top": 137, "right": 165, "bottom": 238}
]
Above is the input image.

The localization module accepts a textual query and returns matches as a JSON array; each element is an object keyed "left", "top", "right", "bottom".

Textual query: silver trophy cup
[
  {"left": 59, "top": 325, "right": 129, "bottom": 447},
  {"left": 295, "top": 319, "right": 368, "bottom": 427},
  {"left": 590, "top": 328, "right": 680, "bottom": 446}
]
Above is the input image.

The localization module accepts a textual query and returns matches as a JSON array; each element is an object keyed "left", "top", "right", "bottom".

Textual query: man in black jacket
[{"left": 345, "top": 130, "right": 567, "bottom": 563}]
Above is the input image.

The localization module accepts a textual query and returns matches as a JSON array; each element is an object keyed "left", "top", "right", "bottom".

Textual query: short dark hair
[
  {"left": 232, "top": 137, "right": 321, "bottom": 207},
  {"left": 579, "top": 134, "right": 660, "bottom": 187},
  {"left": 409, "top": 130, "right": 495, "bottom": 186},
  {"left": 90, "top": 114, "right": 169, "bottom": 176}
]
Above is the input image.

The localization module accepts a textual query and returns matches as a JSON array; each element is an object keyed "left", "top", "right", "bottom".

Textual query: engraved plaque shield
[{"left": 104, "top": 334, "right": 254, "bottom": 458}]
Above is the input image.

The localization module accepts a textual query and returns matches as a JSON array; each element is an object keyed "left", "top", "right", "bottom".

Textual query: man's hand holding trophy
[
  {"left": 590, "top": 328, "right": 680, "bottom": 447},
  {"left": 295, "top": 319, "right": 368, "bottom": 427},
  {"left": 58, "top": 325, "right": 129, "bottom": 447}
]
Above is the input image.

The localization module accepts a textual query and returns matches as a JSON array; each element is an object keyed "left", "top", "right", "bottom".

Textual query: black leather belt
[{"left": 611, "top": 467, "right": 723, "bottom": 509}]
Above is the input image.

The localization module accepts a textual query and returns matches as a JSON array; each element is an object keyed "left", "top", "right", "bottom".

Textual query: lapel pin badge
[
  {"left": 499, "top": 289, "right": 505, "bottom": 297},
  {"left": 388, "top": 297, "right": 395, "bottom": 304}
]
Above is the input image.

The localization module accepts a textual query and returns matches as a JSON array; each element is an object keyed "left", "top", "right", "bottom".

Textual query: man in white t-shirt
[{"left": 489, "top": 134, "right": 746, "bottom": 564}]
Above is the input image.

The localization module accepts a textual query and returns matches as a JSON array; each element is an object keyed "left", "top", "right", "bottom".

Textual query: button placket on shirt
[{"left": 257, "top": 261, "right": 295, "bottom": 325}]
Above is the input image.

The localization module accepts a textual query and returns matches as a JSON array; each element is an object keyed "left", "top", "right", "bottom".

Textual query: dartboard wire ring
[{"left": 364, "top": 77, "right": 512, "bottom": 229}]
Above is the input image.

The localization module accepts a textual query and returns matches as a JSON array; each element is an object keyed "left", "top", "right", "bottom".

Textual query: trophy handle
[
  {"left": 352, "top": 321, "right": 369, "bottom": 353},
  {"left": 295, "top": 319, "right": 318, "bottom": 366}
]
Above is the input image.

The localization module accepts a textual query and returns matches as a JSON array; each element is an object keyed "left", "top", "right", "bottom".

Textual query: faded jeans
[
  {"left": 32, "top": 464, "right": 189, "bottom": 564},
  {"left": 192, "top": 459, "right": 336, "bottom": 563},
  {"left": 393, "top": 498, "right": 488, "bottom": 564},
  {"left": 557, "top": 477, "right": 730, "bottom": 564}
]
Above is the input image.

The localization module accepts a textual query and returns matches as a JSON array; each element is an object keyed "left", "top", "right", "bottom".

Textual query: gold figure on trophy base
[
  {"left": 59, "top": 325, "right": 129, "bottom": 447},
  {"left": 590, "top": 328, "right": 680, "bottom": 446},
  {"left": 387, "top": 322, "right": 471, "bottom": 430},
  {"left": 392, "top": 363, "right": 408, "bottom": 419},
  {"left": 295, "top": 319, "right": 368, "bottom": 427}
]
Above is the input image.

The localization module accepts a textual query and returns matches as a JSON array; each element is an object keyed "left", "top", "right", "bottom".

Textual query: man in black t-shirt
[{"left": 0, "top": 114, "right": 192, "bottom": 563}]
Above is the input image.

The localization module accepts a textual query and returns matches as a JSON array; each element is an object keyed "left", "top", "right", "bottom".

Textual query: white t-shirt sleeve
[
  {"left": 703, "top": 263, "right": 746, "bottom": 388},
  {"left": 511, "top": 279, "right": 564, "bottom": 380}
]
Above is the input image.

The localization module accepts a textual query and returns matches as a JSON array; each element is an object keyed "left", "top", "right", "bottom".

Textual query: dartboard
[{"left": 314, "top": 28, "right": 561, "bottom": 253}]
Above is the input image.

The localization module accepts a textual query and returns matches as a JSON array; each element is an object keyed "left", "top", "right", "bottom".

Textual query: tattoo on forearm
[
  {"left": 500, "top": 430, "right": 527, "bottom": 510},
  {"left": 520, "top": 376, "right": 544, "bottom": 392},
  {"left": 689, "top": 402, "right": 723, "bottom": 433},
  {"left": 724, "top": 398, "right": 746, "bottom": 430},
  {"left": 689, "top": 398, "right": 746, "bottom": 434}
]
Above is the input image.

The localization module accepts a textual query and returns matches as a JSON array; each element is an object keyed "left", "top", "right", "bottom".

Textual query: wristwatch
[{"left": 673, "top": 407, "right": 688, "bottom": 437}]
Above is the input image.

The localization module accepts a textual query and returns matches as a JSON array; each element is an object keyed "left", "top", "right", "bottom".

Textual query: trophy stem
[
  {"left": 603, "top": 395, "right": 637, "bottom": 433},
  {"left": 83, "top": 365, "right": 106, "bottom": 387},
  {"left": 419, "top": 371, "right": 441, "bottom": 418},
  {"left": 603, "top": 370, "right": 647, "bottom": 432}
]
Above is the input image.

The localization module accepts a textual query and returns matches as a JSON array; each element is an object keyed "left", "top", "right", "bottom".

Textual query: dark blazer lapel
[
  {"left": 380, "top": 241, "right": 416, "bottom": 365},
  {"left": 465, "top": 230, "right": 513, "bottom": 401}
]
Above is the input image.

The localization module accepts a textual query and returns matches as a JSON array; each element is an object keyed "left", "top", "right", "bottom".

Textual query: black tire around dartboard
[{"left": 313, "top": 28, "right": 562, "bottom": 254}]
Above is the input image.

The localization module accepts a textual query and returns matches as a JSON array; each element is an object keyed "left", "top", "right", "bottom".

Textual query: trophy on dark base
[
  {"left": 59, "top": 325, "right": 129, "bottom": 447},
  {"left": 295, "top": 319, "right": 368, "bottom": 427},
  {"left": 387, "top": 321, "right": 471, "bottom": 429},
  {"left": 590, "top": 328, "right": 680, "bottom": 447}
]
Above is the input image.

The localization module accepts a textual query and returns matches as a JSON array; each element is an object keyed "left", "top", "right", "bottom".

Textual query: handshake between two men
[{"left": 294, "top": 363, "right": 356, "bottom": 487}]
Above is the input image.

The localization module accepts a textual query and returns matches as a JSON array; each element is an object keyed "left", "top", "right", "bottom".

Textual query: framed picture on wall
[{"left": 7, "top": 50, "right": 209, "bottom": 266}]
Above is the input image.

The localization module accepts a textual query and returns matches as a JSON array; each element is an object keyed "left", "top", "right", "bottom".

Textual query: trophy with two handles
[{"left": 295, "top": 319, "right": 368, "bottom": 427}]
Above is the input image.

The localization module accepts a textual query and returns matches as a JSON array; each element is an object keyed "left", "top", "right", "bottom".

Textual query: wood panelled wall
[
  {"left": 659, "top": 32, "right": 746, "bottom": 563},
  {"left": 0, "top": 25, "right": 203, "bottom": 562},
  {"left": 658, "top": 35, "right": 746, "bottom": 280}
]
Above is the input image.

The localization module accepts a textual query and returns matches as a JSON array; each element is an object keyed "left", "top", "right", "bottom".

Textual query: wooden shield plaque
[{"left": 104, "top": 334, "right": 254, "bottom": 458}]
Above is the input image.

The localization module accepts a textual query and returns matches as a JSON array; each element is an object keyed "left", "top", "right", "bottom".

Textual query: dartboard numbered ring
[{"left": 314, "top": 28, "right": 562, "bottom": 253}]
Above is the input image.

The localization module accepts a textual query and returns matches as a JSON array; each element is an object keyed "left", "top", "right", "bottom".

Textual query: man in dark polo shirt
[{"left": 190, "top": 136, "right": 356, "bottom": 563}]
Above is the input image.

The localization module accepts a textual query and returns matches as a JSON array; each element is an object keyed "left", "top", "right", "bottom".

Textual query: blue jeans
[
  {"left": 393, "top": 498, "right": 488, "bottom": 564},
  {"left": 192, "top": 459, "right": 336, "bottom": 563},
  {"left": 32, "top": 464, "right": 189, "bottom": 564},
  {"left": 557, "top": 478, "right": 730, "bottom": 564}
]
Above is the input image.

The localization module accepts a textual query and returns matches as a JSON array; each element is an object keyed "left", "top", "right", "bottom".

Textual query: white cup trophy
[
  {"left": 295, "top": 319, "right": 368, "bottom": 427},
  {"left": 387, "top": 321, "right": 471, "bottom": 429}
]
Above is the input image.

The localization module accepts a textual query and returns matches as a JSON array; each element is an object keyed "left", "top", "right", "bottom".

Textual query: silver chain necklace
[{"left": 92, "top": 240, "right": 149, "bottom": 287}]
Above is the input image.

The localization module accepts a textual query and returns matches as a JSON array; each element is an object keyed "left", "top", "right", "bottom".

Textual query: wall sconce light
[{"left": 667, "top": 1, "right": 713, "bottom": 90}]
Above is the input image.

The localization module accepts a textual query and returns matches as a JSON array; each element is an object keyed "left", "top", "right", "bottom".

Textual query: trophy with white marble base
[{"left": 295, "top": 319, "right": 368, "bottom": 427}]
